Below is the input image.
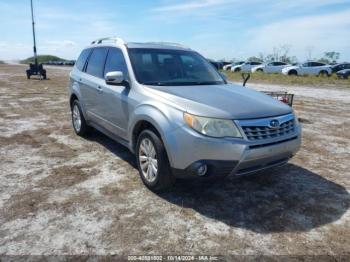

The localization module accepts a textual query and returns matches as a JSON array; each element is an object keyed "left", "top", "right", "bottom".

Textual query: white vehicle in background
[
  {"left": 282, "top": 62, "right": 332, "bottom": 76},
  {"left": 239, "top": 61, "right": 263, "bottom": 72},
  {"left": 229, "top": 61, "right": 245, "bottom": 72},
  {"left": 223, "top": 63, "right": 233, "bottom": 71},
  {"left": 252, "top": 62, "right": 291, "bottom": 73}
]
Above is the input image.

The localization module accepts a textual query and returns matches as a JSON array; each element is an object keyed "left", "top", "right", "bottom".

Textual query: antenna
[{"left": 30, "top": 0, "right": 38, "bottom": 66}]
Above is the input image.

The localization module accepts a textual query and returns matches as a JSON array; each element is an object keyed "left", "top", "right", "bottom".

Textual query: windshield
[{"left": 128, "top": 48, "right": 225, "bottom": 86}]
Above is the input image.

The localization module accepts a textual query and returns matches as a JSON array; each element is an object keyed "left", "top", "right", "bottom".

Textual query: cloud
[
  {"left": 246, "top": 9, "right": 350, "bottom": 60},
  {"left": 45, "top": 40, "right": 76, "bottom": 48},
  {"left": 152, "top": 0, "right": 237, "bottom": 12}
]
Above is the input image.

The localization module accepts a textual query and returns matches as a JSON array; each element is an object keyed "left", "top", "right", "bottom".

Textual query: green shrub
[{"left": 20, "top": 55, "right": 67, "bottom": 64}]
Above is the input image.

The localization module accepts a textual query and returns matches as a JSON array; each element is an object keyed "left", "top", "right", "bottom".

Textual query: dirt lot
[{"left": 0, "top": 64, "right": 350, "bottom": 259}]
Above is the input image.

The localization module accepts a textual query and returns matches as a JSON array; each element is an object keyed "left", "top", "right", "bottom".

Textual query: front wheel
[{"left": 136, "top": 129, "right": 175, "bottom": 191}]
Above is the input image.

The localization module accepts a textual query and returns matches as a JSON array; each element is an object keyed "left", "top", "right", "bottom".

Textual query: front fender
[{"left": 128, "top": 103, "right": 184, "bottom": 165}]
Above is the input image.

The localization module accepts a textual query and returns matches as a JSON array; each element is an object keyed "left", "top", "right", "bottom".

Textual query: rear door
[
  {"left": 72, "top": 48, "right": 91, "bottom": 110},
  {"left": 82, "top": 47, "right": 109, "bottom": 125},
  {"left": 265, "top": 62, "right": 275, "bottom": 73},
  {"left": 301, "top": 62, "right": 313, "bottom": 75},
  {"left": 241, "top": 62, "right": 250, "bottom": 72},
  {"left": 274, "top": 62, "right": 287, "bottom": 73}
]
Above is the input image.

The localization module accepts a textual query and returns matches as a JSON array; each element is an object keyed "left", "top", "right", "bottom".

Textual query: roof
[
  {"left": 126, "top": 42, "right": 190, "bottom": 50},
  {"left": 89, "top": 37, "right": 190, "bottom": 51}
]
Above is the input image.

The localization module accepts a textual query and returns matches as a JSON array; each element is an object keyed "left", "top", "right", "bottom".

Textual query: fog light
[{"left": 197, "top": 164, "right": 208, "bottom": 176}]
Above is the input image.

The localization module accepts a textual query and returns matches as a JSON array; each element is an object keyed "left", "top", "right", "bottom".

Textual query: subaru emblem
[{"left": 269, "top": 119, "right": 280, "bottom": 129}]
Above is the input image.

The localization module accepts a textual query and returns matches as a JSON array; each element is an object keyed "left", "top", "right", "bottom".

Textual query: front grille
[{"left": 241, "top": 119, "right": 295, "bottom": 141}]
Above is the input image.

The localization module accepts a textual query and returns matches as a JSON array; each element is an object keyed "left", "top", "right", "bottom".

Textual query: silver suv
[{"left": 69, "top": 37, "right": 301, "bottom": 191}]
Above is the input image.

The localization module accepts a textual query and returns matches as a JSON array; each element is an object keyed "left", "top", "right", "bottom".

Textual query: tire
[
  {"left": 319, "top": 70, "right": 329, "bottom": 77},
  {"left": 71, "top": 100, "right": 91, "bottom": 136},
  {"left": 136, "top": 129, "right": 175, "bottom": 191},
  {"left": 256, "top": 68, "right": 263, "bottom": 72},
  {"left": 288, "top": 70, "right": 297, "bottom": 76},
  {"left": 234, "top": 68, "right": 241, "bottom": 72}
]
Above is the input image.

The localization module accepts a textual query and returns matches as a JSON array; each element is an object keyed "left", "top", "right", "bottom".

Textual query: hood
[{"left": 146, "top": 84, "right": 292, "bottom": 119}]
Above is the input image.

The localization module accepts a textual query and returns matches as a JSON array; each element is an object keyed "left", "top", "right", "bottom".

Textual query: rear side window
[
  {"left": 86, "top": 48, "right": 108, "bottom": 78},
  {"left": 75, "top": 49, "right": 91, "bottom": 71},
  {"left": 104, "top": 48, "right": 128, "bottom": 77}
]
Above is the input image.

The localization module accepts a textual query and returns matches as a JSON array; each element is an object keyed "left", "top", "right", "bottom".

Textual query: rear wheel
[
  {"left": 319, "top": 70, "right": 329, "bottom": 77},
  {"left": 288, "top": 70, "right": 297, "bottom": 76},
  {"left": 234, "top": 68, "right": 241, "bottom": 72},
  {"left": 71, "top": 100, "right": 90, "bottom": 136},
  {"left": 136, "top": 129, "right": 175, "bottom": 191}
]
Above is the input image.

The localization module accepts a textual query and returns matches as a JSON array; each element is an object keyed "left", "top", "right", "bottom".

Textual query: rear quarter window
[{"left": 75, "top": 49, "right": 91, "bottom": 71}]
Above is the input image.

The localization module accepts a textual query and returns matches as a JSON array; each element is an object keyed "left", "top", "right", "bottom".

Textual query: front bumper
[{"left": 165, "top": 122, "right": 301, "bottom": 178}]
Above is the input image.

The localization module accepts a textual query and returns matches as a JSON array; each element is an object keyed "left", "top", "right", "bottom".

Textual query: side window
[
  {"left": 104, "top": 48, "right": 128, "bottom": 77},
  {"left": 86, "top": 48, "right": 108, "bottom": 78},
  {"left": 75, "top": 49, "right": 91, "bottom": 71}
]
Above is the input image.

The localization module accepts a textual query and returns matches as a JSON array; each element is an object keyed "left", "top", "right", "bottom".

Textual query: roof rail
[
  {"left": 91, "top": 37, "right": 125, "bottom": 45},
  {"left": 145, "top": 42, "right": 189, "bottom": 49}
]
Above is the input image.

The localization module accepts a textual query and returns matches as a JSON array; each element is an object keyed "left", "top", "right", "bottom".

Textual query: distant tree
[
  {"left": 280, "top": 44, "right": 292, "bottom": 63},
  {"left": 289, "top": 56, "right": 298, "bottom": 64},
  {"left": 265, "top": 54, "right": 275, "bottom": 62},
  {"left": 247, "top": 56, "right": 263, "bottom": 63},
  {"left": 20, "top": 55, "right": 67, "bottom": 64},
  {"left": 258, "top": 52, "right": 265, "bottom": 62},
  {"left": 324, "top": 51, "right": 340, "bottom": 63},
  {"left": 305, "top": 46, "right": 314, "bottom": 61},
  {"left": 317, "top": 58, "right": 330, "bottom": 64}
]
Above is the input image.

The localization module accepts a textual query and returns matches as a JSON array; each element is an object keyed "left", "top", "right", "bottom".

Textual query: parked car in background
[
  {"left": 207, "top": 59, "right": 223, "bottom": 70},
  {"left": 252, "top": 62, "right": 291, "bottom": 73},
  {"left": 69, "top": 37, "right": 301, "bottom": 191},
  {"left": 331, "top": 63, "right": 350, "bottom": 73},
  {"left": 336, "top": 69, "right": 350, "bottom": 79},
  {"left": 282, "top": 62, "right": 332, "bottom": 76},
  {"left": 223, "top": 63, "right": 233, "bottom": 71},
  {"left": 240, "top": 61, "right": 263, "bottom": 73},
  {"left": 230, "top": 61, "right": 245, "bottom": 72}
]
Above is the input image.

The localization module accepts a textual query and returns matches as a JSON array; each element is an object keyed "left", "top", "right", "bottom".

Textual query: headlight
[{"left": 184, "top": 112, "right": 242, "bottom": 138}]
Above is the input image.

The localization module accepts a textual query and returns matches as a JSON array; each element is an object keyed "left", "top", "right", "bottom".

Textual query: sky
[{"left": 0, "top": 0, "right": 350, "bottom": 62}]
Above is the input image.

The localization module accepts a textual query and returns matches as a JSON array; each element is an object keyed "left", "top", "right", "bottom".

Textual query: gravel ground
[{"left": 0, "top": 65, "right": 349, "bottom": 260}]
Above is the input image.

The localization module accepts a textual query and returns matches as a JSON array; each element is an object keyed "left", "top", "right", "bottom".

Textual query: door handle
[{"left": 97, "top": 86, "right": 103, "bottom": 93}]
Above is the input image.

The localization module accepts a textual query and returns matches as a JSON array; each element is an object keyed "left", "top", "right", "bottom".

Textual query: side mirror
[{"left": 105, "top": 71, "right": 124, "bottom": 85}]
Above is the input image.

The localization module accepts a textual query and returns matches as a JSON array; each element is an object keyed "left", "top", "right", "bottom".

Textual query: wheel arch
[
  {"left": 69, "top": 93, "right": 79, "bottom": 109},
  {"left": 128, "top": 104, "right": 183, "bottom": 166},
  {"left": 69, "top": 92, "right": 88, "bottom": 120}
]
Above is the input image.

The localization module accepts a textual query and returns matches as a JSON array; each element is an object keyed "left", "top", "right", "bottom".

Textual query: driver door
[{"left": 97, "top": 47, "right": 130, "bottom": 139}]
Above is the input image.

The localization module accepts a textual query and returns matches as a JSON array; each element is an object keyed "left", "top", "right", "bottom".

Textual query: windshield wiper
[
  {"left": 142, "top": 82, "right": 168, "bottom": 86},
  {"left": 142, "top": 81, "right": 223, "bottom": 86}
]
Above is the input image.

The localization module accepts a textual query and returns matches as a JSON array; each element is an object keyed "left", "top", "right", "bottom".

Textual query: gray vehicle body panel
[{"left": 69, "top": 41, "right": 301, "bottom": 175}]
